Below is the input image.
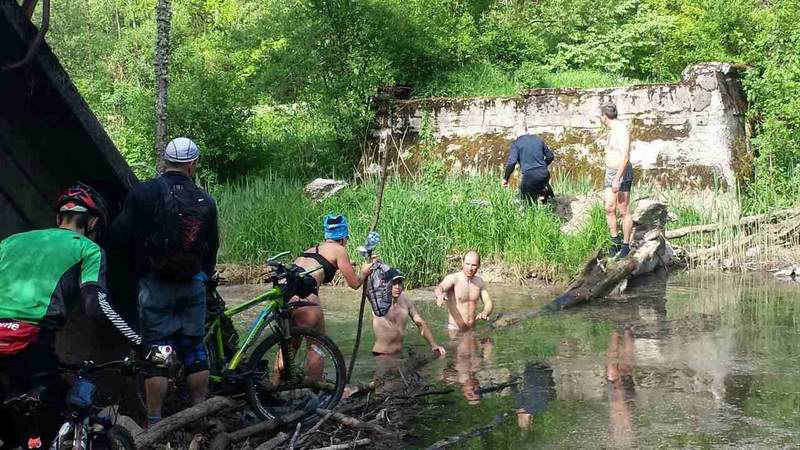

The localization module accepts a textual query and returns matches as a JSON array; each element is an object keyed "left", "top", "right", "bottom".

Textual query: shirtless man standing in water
[
  {"left": 434, "top": 251, "right": 494, "bottom": 332},
  {"left": 371, "top": 269, "right": 445, "bottom": 357}
]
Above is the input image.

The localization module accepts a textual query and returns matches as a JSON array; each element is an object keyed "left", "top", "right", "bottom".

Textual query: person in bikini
[
  {"left": 371, "top": 268, "right": 445, "bottom": 358},
  {"left": 434, "top": 251, "right": 493, "bottom": 333},
  {"left": 289, "top": 214, "right": 373, "bottom": 376}
]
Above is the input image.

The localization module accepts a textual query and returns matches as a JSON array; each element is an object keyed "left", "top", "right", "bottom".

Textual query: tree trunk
[{"left": 154, "top": 0, "right": 171, "bottom": 171}]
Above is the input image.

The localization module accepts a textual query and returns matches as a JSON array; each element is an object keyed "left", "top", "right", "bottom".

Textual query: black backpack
[{"left": 147, "top": 176, "right": 211, "bottom": 279}]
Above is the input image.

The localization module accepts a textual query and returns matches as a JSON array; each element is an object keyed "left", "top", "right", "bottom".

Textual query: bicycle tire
[
  {"left": 244, "top": 326, "right": 346, "bottom": 423},
  {"left": 90, "top": 425, "right": 136, "bottom": 450}
]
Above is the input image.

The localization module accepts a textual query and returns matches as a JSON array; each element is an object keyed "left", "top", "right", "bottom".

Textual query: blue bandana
[{"left": 323, "top": 214, "right": 349, "bottom": 241}]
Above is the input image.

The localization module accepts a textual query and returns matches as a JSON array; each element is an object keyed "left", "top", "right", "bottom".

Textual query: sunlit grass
[{"left": 215, "top": 174, "right": 610, "bottom": 286}]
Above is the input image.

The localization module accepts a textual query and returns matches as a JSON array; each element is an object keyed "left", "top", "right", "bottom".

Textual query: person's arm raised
[{"left": 336, "top": 247, "right": 372, "bottom": 289}]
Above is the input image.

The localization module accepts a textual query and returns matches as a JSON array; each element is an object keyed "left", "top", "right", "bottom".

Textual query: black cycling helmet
[{"left": 56, "top": 182, "right": 109, "bottom": 229}]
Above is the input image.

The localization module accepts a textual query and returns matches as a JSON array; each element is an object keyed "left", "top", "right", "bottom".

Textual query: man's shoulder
[
  {"left": 444, "top": 272, "right": 461, "bottom": 283},
  {"left": 397, "top": 293, "right": 415, "bottom": 307}
]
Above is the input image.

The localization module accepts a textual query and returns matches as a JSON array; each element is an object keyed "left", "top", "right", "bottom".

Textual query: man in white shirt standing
[{"left": 599, "top": 102, "right": 633, "bottom": 258}]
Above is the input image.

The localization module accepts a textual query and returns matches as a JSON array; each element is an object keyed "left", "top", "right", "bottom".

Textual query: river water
[{"left": 219, "top": 271, "right": 800, "bottom": 449}]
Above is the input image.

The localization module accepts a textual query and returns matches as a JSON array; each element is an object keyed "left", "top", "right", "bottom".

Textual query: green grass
[
  {"left": 414, "top": 62, "right": 645, "bottom": 98},
  {"left": 215, "top": 173, "right": 610, "bottom": 286},
  {"left": 541, "top": 70, "right": 644, "bottom": 89}
]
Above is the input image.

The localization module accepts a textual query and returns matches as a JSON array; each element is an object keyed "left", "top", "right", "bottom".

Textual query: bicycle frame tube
[
  {"left": 224, "top": 287, "right": 281, "bottom": 318},
  {"left": 226, "top": 289, "right": 284, "bottom": 370}
]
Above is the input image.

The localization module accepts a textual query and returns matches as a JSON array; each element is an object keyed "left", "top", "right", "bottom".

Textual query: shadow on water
[{"left": 219, "top": 272, "right": 800, "bottom": 448}]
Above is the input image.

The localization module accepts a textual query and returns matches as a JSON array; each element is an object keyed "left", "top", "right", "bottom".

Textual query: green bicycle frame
[
  {"left": 206, "top": 287, "right": 283, "bottom": 383},
  {"left": 206, "top": 257, "right": 322, "bottom": 383}
]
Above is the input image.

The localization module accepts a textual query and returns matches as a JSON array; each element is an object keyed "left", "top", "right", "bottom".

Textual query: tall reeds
[{"left": 215, "top": 174, "right": 609, "bottom": 286}]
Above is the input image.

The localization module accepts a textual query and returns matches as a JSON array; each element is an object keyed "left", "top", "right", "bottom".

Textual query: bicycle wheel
[
  {"left": 245, "top": 326, "right": 346, "bottom": 422},
  {"left": 90, "top": 425, "right": 135, "bottom": 450}
]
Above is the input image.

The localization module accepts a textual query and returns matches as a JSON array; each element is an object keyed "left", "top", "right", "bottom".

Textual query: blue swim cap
[{"left": 323, "top": 214, "right": 349, "bottom": 241}]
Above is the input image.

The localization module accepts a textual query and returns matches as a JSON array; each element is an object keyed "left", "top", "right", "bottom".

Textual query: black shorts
[
  {"left": 520, "top": 169, "right": 552, "bottom": 204},
  {"left": 138, "top": 276, "right": 206, "bottom": 344},
  {"left": 0, "top": 341, "right": 62, "bottom": 448}
]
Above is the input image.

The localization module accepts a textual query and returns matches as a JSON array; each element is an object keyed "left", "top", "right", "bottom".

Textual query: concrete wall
[{"left": 375, "top": 63, "right": 750, "bottom": 189}]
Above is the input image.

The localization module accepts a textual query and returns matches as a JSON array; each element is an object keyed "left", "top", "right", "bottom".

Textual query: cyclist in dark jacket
[
  {"left": 0, "top": 183, "right": 141, "bottom": 448},
  {"left": 108, "top": 137, "right": 219, "bottom": 428},
  {"left": 501, "top": 133, "right": 555, "bottom": 204}
]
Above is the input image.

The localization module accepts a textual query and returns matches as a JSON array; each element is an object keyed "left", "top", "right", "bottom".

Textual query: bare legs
[{"left": 604, "top": 188, "right": 633, "bottom": 251}]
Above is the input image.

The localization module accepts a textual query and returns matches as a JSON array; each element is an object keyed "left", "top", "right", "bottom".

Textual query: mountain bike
[
  {"left": 139, "top": 252, "right": 346, "bottom": 423},
  {"left": 3, "top": 358, "right": 138, "bottom": 450}
]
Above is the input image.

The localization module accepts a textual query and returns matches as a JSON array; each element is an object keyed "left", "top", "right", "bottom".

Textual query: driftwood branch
[
  {"left": 254, "top": 432, "right": 290, "bottom": 450},
  {"left": 309, "top": 439, "right": 371, "bottom": 450},
  {"left": 208, "top": 410, "right": 308, "bottom": 450},
  {"left": 258, "top": 378, "right": 337, "bottom": 393},
  {"left": 134, "top": 396, "right": 239, "bottom": 449},
  {"left": 316, "top": 408, "right": 396, "bottom": 437},
  {"left": 666, "top": 208, "right": 800, "bottom": 239},
  {"left": 396, "top": 388, "right": 454, "bottom": 399},
  {"left": 426, "top": 414, "right": 507, "bottom": 450},
  {"left": 477, "top": 380, "right": 520, "bottom": 395},
  {"left": 686, "top": 211, "right": 800, "bottom": 263}
]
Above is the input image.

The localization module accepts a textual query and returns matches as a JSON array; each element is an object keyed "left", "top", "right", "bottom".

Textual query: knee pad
[
  {"left": 176, "top": 336, "right": 208, "bottom": 375},
  {"left": 142, "top": 338, "right": 175, "bottom": 378}
]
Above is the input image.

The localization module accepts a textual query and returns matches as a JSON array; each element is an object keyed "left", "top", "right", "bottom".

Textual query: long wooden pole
[{"left": 348, "top": 131, "right": 393, "bottom": 384}]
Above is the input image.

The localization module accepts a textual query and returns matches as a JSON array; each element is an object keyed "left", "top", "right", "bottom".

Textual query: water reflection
[
  {"left": 221, "top": 274, "right": 800, "bottom": 448},
  {"left": 606, "top": 327, "right": 637, "bottom": 448},
  {"left": 514, "top": 362, "right": 556, "bottom": 431},
  {"left": 441, "top": 331, "right": 494, "bottom": 405}
]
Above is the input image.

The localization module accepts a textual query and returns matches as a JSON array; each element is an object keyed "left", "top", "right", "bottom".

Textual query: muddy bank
[{"left": 216, "top": 261, "right": 562, "bottom": 286}]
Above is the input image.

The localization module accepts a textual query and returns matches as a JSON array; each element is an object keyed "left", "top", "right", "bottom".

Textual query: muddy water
[{"left": 218, "top": 272, "right": 800, "bottom": 448}]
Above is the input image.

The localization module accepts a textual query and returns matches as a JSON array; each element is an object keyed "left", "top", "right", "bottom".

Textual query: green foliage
[
  {"left": 740, "top": 0, "right": 800, "bottom": 212},
  {"left": 42, "top": 0, "right": 800, "bottom": 212}
]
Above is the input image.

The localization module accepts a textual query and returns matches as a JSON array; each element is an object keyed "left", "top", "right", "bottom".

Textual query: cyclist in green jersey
[{"left": 0, "top": 183, "right": 142, "bottom": 448}]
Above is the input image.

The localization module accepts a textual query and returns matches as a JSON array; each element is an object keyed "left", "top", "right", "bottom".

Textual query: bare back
[{"left": 294, "top": 241, "right": 362, "bottom": 289}]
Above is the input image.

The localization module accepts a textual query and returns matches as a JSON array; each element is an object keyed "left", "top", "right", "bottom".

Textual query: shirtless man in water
[
  {"left": 372, "top": 269, "right": 445, "bottom": 357},
  {"left": 434, "top": 251, "right": 494, "bottom": 332}
]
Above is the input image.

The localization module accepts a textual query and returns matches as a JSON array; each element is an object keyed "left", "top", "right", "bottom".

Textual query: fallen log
[
  {"left": 491, "top": 200, "right": 672, "bottom": 330},
  {"left": 134, "top": 396, "right": 240, "bottom": 449},
  {"left": 666, "top": 208, "right": 800, "bottom": 239},
  {"left": 208, "top": 410, "right": 308, "bottom": 450},
  {"left": 426, "top": 414, "right": 507, "bottom": 450}
]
